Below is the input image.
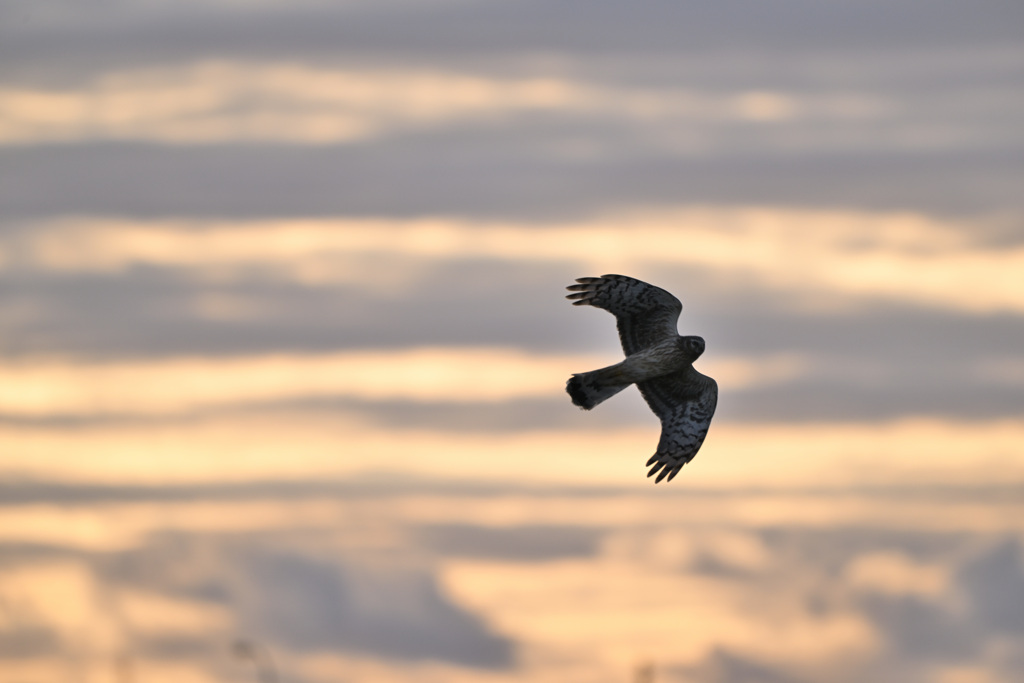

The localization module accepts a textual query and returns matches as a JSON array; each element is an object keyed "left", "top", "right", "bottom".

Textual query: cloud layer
[
  {"left": 2, "top": 1, "right": 1023, "bottom": 681},
  {"left": 4, "top": 483, "right": 1024, "bottom": 682}
]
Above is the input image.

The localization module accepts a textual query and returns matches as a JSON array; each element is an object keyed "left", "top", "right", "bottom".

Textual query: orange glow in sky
[{"left": 3, "top": 3, "right": 1023, "bottom": 682}]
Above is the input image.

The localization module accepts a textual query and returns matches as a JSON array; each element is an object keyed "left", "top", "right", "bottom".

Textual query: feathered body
[{"left": 566, "top": 274, "right": 718, "bottom": 483}]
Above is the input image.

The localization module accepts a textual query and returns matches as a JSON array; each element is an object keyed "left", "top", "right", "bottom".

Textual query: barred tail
[{"left": 566, "top": 367, "right": 631, "bottom": 410}]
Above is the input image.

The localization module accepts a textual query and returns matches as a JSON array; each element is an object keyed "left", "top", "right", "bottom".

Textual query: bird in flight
[{"left": 566, "top": 274, "right": 717, "bottom": 482}]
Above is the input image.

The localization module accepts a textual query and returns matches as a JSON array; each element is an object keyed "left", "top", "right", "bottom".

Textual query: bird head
[{"left": 679, "top": 335, "right": 705, "bottom": 360}]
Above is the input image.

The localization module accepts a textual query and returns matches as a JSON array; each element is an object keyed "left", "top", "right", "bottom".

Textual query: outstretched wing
[
  {"left": 639, "top": 370, "right": 718, "bottom": 483},
  {"left": 566, "top": 274, "right": 682, "bottom": 355}
]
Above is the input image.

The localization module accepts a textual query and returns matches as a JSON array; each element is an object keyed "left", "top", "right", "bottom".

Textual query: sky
[{"left": 1, "top": 1, "right": 1024, "bottom": 682}]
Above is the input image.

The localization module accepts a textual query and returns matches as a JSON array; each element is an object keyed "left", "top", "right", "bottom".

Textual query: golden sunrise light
[
  {"left": 2, "top": 2, "right": 1023, "bottom": 682},
  {"left": 0, "top": 62, "right": 883, "bottom": 146},
  {"left": 0, "top": 347, "right": 808, "bottom": 417},
  {"left": 16, "top": 208, "right": 1024, "bottom": 312}
]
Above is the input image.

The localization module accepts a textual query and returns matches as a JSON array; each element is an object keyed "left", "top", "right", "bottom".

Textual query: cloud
[
  {"left": 602, "top": 527, "right": 772, "bottom": 576},
  {"left": 2, "top": 61, "right": 879, "bottom": 146},
  {"left": 844, "top": 552, "right": 950, "bottom": 598},
  {"left": 4, "top": 409, "right": 1024, "bottom": 490},
  {"left": 2, "top": 0, "right": 1022, "bottom": 680},
  {"left": 11, "top": 208, "right": 1024, "bottom": 315},
  {"left": 414, "top": 524, "right": 603, "bottom": 561},
  {"left": 0, "top": 561, "right": 117, "bottom": 653},
  {"left": 0, "top": 625, "right": 61, "bottom": 659},
  {"left": 234, "top": 549, "right": 513, "bottom": 667},
  {"left": 972, "top": 358, "right": 1024, "bottom": 386},
  {"left": 442, "top": 554, "right": 876, "bottom": 675},
  {"left": 2, "top": 242, "right": 1023, "bottom": 426},
  {"left": 0, "top": 348, "right": 593, "bottom": 416},
  {"left": 3, "top": 138, "right": 1019, "bottom": 222},
  {"left": 3, "top": 57, "right": 1017, "bottom": 172},
  {"left": 5, "top": 0, "right": 1022, "bottom": 70},
  {"left": 4, "top": 480, "right": 1024, "bottom": 681},
  {"left": 0, "top": 346, "right": 807, "bottom": 419},
  {"left": 957, "top": 540, "right": 1024, "bottom": 634},
  {"left": 2, "top": 534, "right": 513, "bottom": 671},
  {"left": 676, "top": 648, "right": 808, "bottom": 683},
  {"left": 0, "top": 63, "right": 598, "bottom": 145}
]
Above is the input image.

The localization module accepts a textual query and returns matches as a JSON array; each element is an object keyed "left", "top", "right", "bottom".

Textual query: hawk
[{"left": 566, "top": 274, "right": 717, "bottom": 482}]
